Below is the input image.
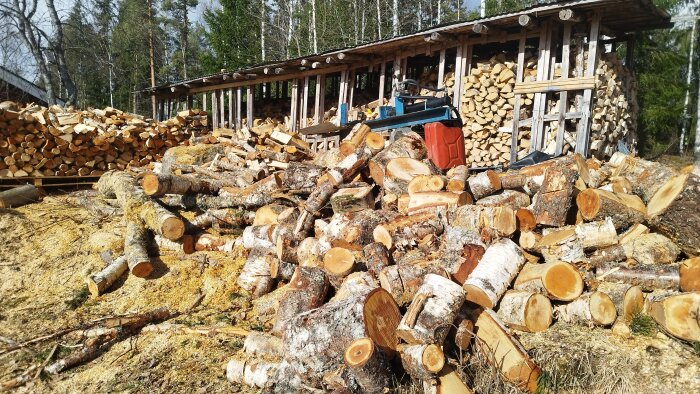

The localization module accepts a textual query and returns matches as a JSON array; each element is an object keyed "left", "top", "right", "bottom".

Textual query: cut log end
[
  {"left": 523, "top": 293, "right": 553, "bottom": 332},
  {"left": 141, "top": 173, "right": 161, "bottom": 196},
  {"left": 130, "top": 260, "right": 154, "bottom": 278},
  {"left": 365, "top": 132, "right": 385, "bottom": 151},
  {"left": 421, "top": 344, "right": 446, "bottom": 374},
  {"left": 324, "top": 247, "right": 355, "bottom": 277},
  {"left": 590, "top": 291, "right": 617, "bottom": 325},
  {"left": 647, "top": 174, "right": 687, "bottom": 217},
  {"left": 680, "top": 258, "right": 700, "bottom": 292},
  {"left": 543, "top": 262, "right": 584, "bottom": 301},
  {"left": 161, "top": 216, "right": 185, "bottom": 241},
  {"left": 363, "top": 288, "right": 402, "bottom": 356},
  {"left": 464, "top": 285, "right": 494, "bottom": 309},
  {"left": 344, "top": 337, "right": 375, "bottom": 368}
]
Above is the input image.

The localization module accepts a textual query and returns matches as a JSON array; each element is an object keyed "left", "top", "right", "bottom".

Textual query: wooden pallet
[{"left": 0, "top": 175, "right": 101, "bottom": 189}]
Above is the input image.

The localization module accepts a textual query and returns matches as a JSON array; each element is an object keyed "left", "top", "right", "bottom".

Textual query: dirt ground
[{"left": 1, "top": 191, "right": 699, "bottom": 393}]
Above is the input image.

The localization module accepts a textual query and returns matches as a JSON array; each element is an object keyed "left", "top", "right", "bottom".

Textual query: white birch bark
[
  {"left": 464, "top": 239, "right": 526, "bottom": 308},
  {"left": 392, "top": 0, "right": 399, "bottom": 36},
  {"left": 311, "top": 0, "right": 318, "bottom": 53}
]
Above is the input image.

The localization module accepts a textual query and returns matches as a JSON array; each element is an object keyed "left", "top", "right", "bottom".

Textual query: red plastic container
[{"left": 424, "top": 121, "right": 466, "bottom": 170}]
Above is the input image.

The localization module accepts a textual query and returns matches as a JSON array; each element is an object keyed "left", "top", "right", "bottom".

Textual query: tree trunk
[
  {"left": 589, "top": 233, "right": 680, "bottom": 266},
  {"left": 330, "top": 185, "right": 374, "bottom": 214},
  {"left": 408, "top": 191, "right": 471, "bottom": 213},
  {"left": 383, "top": 158, "right": 434, "bottom": 195},
  {"left": 609, "top": 154, "right": 677, "bottom": 202},
  {"left": 236, "top": 248, "right": 276, "bottom": 297},
  {"left": 0, "top": 184, "right": 40, "bottom": 208},
  {"left": 283, "top": 162, "right": 324, "bottom": 190},
  {"left": 496, "top": 290, "right": 552, "bottom": 332},
  {"left": 323, "top": 247, "right": 357, "bottom": 288},
  {"left": 407, "top": 175, "right": 446, "bottom": 195},
  {"left": 514, "top": 261, "right": 584, "bottom": 301},
  {"left": 332, "top": 271, "right": 379, "bottom": 302},
  {"left": 147, "top": 0, "right": 157, "bottom": 118},
  {"left": 396, "top": 274, "right": 465, "bottom": 345},
  {"left": 86, "top": 255, "right": 128, "bottom": 297},
  {"left": 554, "top": 291, "right": 617, "bottom": 327},
  {"left": 191, "top": 174, "right": 283, "bottom": 210},
  {"left": 369, "top": 132, "right": 427, "bottom": 186},
  {"left": 464, "top": 239, "right": 526, "bottom": 308},
  {"left": 646, "top": 173, "right": 700, "bottom": 256},
  {"left": 272, "top": 266, "right": 329, "bottom": 335}
]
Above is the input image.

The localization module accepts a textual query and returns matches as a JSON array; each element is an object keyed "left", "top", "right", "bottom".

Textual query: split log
[
  {"left": 496, "top": 290, "right": 552, "bottom": 332},
  {"left": 422, "top": 365, "right": 474, "bottom": 394},
  {"left": 464, "top": 239, "right": 526, "bottom": 308},
  {"left": 339, "top": 124, "right": 371, "bottom": 157},
  {"left": 226, "top": 359, "right": 279, "bottom": 389},
  {"left": 383, "top": 158, "right": 433, "bottom": 194},
  {"left": 271, "top": 266, "right": 329, "bottom": 335},
  {"left": 280, "top": 288, "right": 401, "bottom": 388},
  {"left": 611, "top": 154, "right": 677, "bottom": 202},
  {"left": 467, "top": 170, "right": 501, "bottom": 200},
  {"left": 408, "top": 191, "right": 471, "bottom": 213},
  {"left": 296, "top": 237, "right": 323, "bottom": 267},
  {"left": 537, "top": 228, "right": 585, "bottom": 264},
  {"left": 476, "top": 190, "right": 530, "bottom": 210},
  {"left": 398, "top": 343, "right": 445, "bottom": 380},
  {"left": 595, "top": 282, "right": 644, "bottom": 322},
  {"left": 378, "top": 261, "right": 449, "bottom": 307},
  {"left": 575, "top": 218, "right": 618, "bottom": 250},
  {"left": 283, "top": 162, "right": 325, "bottom": 190},
  {"left": 369, "top": 132, "right": 427, "bottom": 186},
  {"left": 576, "top": 189, "right": 646, "bottom": 229},
  {"left": 319, "top": 209, "right": 395, "bottom": 252},
  {"left": 332, "top": 271, "right": 379, "bottom": 302},
  {"left": 192, "top": 173, "right": 283, "bottom": 210},
  {"left": 0, "top": 184, "right": 40, "bottom": 208},
  {"left": 515, "top": 208, "right": 536, "bottom": 231},
  {"left": 97, "top": 171, "right": 185, "bottom": 240},
  {"left": 619, "top": 223, "right": 649, "bottom": 244},
  {"left": 363, "top": 242, "right": 392, "bottom": 278},
  {"left": 648, "top": 292, "right": 700, "bottom": 342},
  {"left": 680, "top": 258, "right": 700, "bottom": 292},
  {"left": 241, "top": 224, "right": 275, "bottom": 249},
  {"left": 446, "top": 165, "right": 469, "bottom": 192},
  {"left": 373, "top": 211, "right": 444, "bottom": 250},
  {"left": 124, "top": 220, "right": 153, "bottom": 278},
  {"left": 323, "top": 247, "right": 357, "bottom": 288},
  {"left": 646, "top": 173, "right": 700, "bottom": 256},
  {"left": 364, "top": 132, "right": 386, "bottom": 154},
  {"left": 470, "top": 308, "right": 541, "bottom": 393},
  {"left": 86, "top": 255, "right": 128, "bottom": 297},
  {"left": 243, "top": 332, "right": 284, "bottom": 358},
  {"left": 236, "top": 248, "right": 276, "bottom": 297},
  {"left": 589, "top": 233, "right": 680, "bottom": 266},
  {"left": 141, "top": 172, "right": 219, "bottom": 197},
  {"left": 343, "top": 337, "right": 391, "bottom": 393},
  {"left": 253, "top": 204, "right": 290, "bottom": 225},
  {"left": 514, "top": 261, "right": 583, "bottom": 301},
  {"left": 438, "top": 226, "right": 485, "bottom": 285},
  {"left": 396, "top": 274, "right": 465, "bottom": 345},
  {"left": 330, "top": 185, "right": 374, "bottom": 213},
  {"left": 531, "top": 165, "right": 577, "bottom": 226},
  {"left": 269, "top": 259, "right": 296, "bottom": 281},
  {"left": 251, "top": 285, "right": 293, "bottom": 325},
  {"left": 595, "top": 263, "right": 681, "bottom": 291},
  {"left": 554, "top": 291, "right": 617, "bottom": 327},
  {"left": 407, "top": 175, "right": 446, "bottom": 195},
  {"left": 449, "top": 205, "right": 517, "bottom": 239}
]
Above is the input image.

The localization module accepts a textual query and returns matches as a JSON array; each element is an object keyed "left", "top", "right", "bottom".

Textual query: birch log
[
  {"left": 369, "top": 131, "right": 427, "bottom": 186},
  {"left": 124, "top": 220, "right": 153, "bottom": 278},
  {"left": 378, "top": 261, "right": 449, "bottom": 306},
  {"left": 648, "top": 292, "right": 700, "bottom": 342},
  {"left": 343, "top": 337, "right": 392, "bottom": 393},
  {"left": 236, "top": 248, "right": 276, "bottom": 297},
  {"left": 141, "top": 172, "right": 219, "bottom": 197},
  {"left": 86, "top": 255, "right": 128, "bottom": 297},
  {"left": 226, "top": 359, "right": 279, "bottom": 389},
  {"left": 468, "top": 170, "right": 502, "bottom": 200},
  {"left": 272, "top": 266, "right": 329, "bottom": 335},
  {"left": 576, "top": 189, "right": 646, "bottom": 229},
  {"left": 554, "top": 291, "right": 617, "bottom": 327},
  {"left": 464, "top": 239, "right": 526, "bottom": 308},
  {"left": 646, "top": 173, "right": 700, "bottom": 256},
  {"left": 595, "top": 282, "right": 644, "bottom": 322},
  {"left": 398, "top": 343, "right": 445, "bottom": 380},
  {"left": 514, "top": 262, "right": 584, "bottom": 301},
  {"left": 496, "top": 290, "right": 552, "bottom": 332}
]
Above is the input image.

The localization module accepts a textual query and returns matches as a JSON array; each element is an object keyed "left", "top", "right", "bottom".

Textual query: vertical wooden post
[
  {"left": 236, "top": 87, "right": 242, "bottom": 131},
  {"left": 453, "top": 43, "right": 464, "bottom": 108},
  {"left": 211, "top": 91, "right": 217, "bottom": 130},
  {"left": 246, "top": 85, "right": 254, "bottom": 129},
  {"left": 378, "top": 61, "right": 387, "bottom": 105},
  {"left": 290, "top": 79, "right": 299, "bottom": 132},
  {"left": 348, "top": 70, "right": 356, "bottom": 120},
  {"left": 187, "top": 95, "right": 193, "bottom": 110},
  {"left": 228, "top": 88, "right": 234, "bottom": 128},
  {"left": 202, "top": 93, "right": 207, "bottom": 112},
  {"left": 575, "top": 13, "right": 601, "bottom": 156},
  {"left": 337, "top": 70, "right": 348, "bottom": 112},
  {"left": 301, "top": 76, "right": 310, "bottom": 128},
  {"left": 510, "top": 31, "right": 528, "bottom": 164},
  {"left": 219, "top": 89, "right": 225, "bottom": 128},
  {"left": 555, "top": 23, "right": 572, "bottom": 156},
  {"left": 391, "top": 56, "right": 401, "bottom": 106},
  {"left": 282, "top": 81, "right": 288, "bottom": 99},
  {"left": 531, "top": 19, "right": 553, "bottom": 152},
  {"left": 459, "top": 40, "right": 473, "bottom": 110},
  {"left": 437, "top": 48, "right": 446, "bottom": 89},
  {"left": 315, "top": 74, "right": 325, "bottom": 125}
]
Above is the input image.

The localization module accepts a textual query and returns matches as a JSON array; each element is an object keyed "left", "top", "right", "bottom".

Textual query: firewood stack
[
  {"left": 82, "top": 122, "right": 699, "bottom": 392},
  {"left": 460, "top": 54, "right": 535, "bottom": 168},
  {"left": 0, "top": 102, "right": 208, "bottom": 178}
]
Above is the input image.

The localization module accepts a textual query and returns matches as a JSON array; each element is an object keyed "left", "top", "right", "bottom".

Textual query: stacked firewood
[
  {"left": 460, "top": 54, "right": 535, "bottom": 168},
  {"left": 81, "top": 123, "right": 699, "bottom": 393},
  {"left": 0, "top": 101, "right": 208, "bottom": 178}
]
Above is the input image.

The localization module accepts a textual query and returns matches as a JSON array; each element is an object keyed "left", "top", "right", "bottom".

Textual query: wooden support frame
[
  {"left": 211, "top": 91, "right": 218, "bottom": 130},
  {"left": 219, "top": 89, "right": 225, "bottom": 128},
  {"left": 575, "top": 13, "right": 601, "bottom": 156},
  {"left": 228, "top": 88, "right": 233, "bottom": 128},
  {"left": 348, "top": 70, "right": 356, "bottom": 120},
  {"left": 290, "top": 79, "right": 299, "bottom": 132},
  {"left": 235, "top": 87, "right": 242, "bottom": 131},
  {"left": 452, "top": 43, "right": 464, "bottom": 108},
  {"left": 301, "top": 76, "right": 310, "bottom": 128},
  {"left": 202, "top": 93, "right": 207, "bottom": 112},
  {"left": 314, "top": 74, "right": 325, "bottom": 125},
  {"left": 510, "top": 31, "right": 528, "bottom": 164},
  {"left": 437, "top": 48, "right": 446, "bottom": 89},
  {"left": 530, "top": 19, "right": 553, "bottom": 152},
  {"left": 246, "top": 86, "right": 254, "bottom": 129},
  {"left": 378, "top": 61, "right": 387, "bottom": 105},
  {"left": 337, "top": 70, "right": 348, "bottom": 112},
  {"left": 555, "top": 23, "right": 573, "bottom": 156}
]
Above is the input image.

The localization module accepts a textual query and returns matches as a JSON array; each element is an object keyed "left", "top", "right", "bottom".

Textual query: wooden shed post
[
  {"left": 228, "top": 88, "right": 234, "bottom": 128},
  {"left": 510, "top": 31, "right": 528, "bottom": 164},
  {"left": 219, "top": 89, "right": 225, "bottom": 128},
  {"left": 531, "top": 19, "right": 553, "bottom": 152},
  {"left": 575, "top": 13, "right": 601, "bottom": 156},
  {"left": 246, "top": 85, "right": 254, "bottom": 129},
  {"left": 337, "top": 70, "right": 348, "bottom": 113},
  {"left": 290, "top": 79, "right": 299, "bottom": 131},
  {"left": 453, "top": 43, "right": 464, "bottom": 108},
  {"left": 235, "top": 87, "right": 242, "bottom": 131},
  {"left": 348, "top": 70, "right": 356, "bottom": 120},
  {"left": 437, "top": 48, "right": 446, "bottom": 89},
  {"left": 555, "top": 23, "right": 573, "bottom": 156},
  {"left": 378, "top": 61, "right": 387, "bottom": 105},
  {"left": 211, "top": 91, "right": 218, "bottom": 129},
  {"left": 391, "top": 56, "right": 402, "bottom": 106},
  {"left": 301, "top": 76, "right": 310, "bottom": 128},
  {"left": 314, "top": 74, "right": 325, "bottom": 124},
  {"left": 186, "top": 95, "right": 193, "bottom": 110},
  {"left": 202, "top": 93, "right": 207, "bottom": 112}
]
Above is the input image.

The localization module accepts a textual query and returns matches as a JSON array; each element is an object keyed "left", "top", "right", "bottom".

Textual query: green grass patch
[
  {"left": 630, "top": 313, "right": 657, "bottom": 337},
  {"left": 65, "top": 287, "right": 90, "bottom": 310}
]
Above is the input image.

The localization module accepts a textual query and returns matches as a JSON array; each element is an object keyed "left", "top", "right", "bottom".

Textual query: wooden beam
[
  {"left": 228, "top": 88, "right": 233, "bottom": 128},
  {"left": 219, "top": 89, "right": 225, "bottom": 128},
  {"left": 437, "top": 49, "right": 446, "bottom": 89},
  {"left": 576, "top": 13, "right": 601, "bottom": 157},
  {"left": 301, "top": 76, "right": 309, "bottom": 128},
  {"left": 452, "top": 42, "right": 464, "bottom": 108},
  {"left": 558, "top": 9, "right": 582, "bottom": 23},
  {"left": 530, "top": 20, "right": 553, "bottom": 152},
  {"left": 314, "top": 74, "right": 325, "bottom": 125},
  {"left": 348, "top": 70, "right": 356, "bottom": 120},
  {"left": 518, "top": 14, "right": 538, "bottom": 28},
  {"left": 290, "top": 79, "right": 298, "bottom": 132},
  {"left": 235, "top": 87, "right": 242, "bottom": 131},
  {"left": 511, "top": 31, "right": 527, "bottom": 164},
  {"left": 246, "top": 86, "right": 253, "bottom": 129},
  {"left": 211, "top": 91, "right": 217, "bottom": 129},
  {"left": 556, "top": 23, "right": 572, "bottom": 156},
  {"left": 337, "top": 70, "right": 348, "bottom": 112},
  {"left": 513, "top": 77, "right": 595, "bottom": 94},
  {"left": 378, "top": 61, "right": 386, "bottom": 105},
  {"left": 472, "top": 23, "right": 488, "bottom": 34},
  {"left": 202, "top": 93, "right": 207, "bottom": 112}
]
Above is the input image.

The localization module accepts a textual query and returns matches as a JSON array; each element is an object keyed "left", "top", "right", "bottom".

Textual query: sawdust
[
  {"left": 0, "top": 194, "right": 255, "bottom": 393},
  {"left": 1, "top": 193, "right": 699, "bottom": 393}
]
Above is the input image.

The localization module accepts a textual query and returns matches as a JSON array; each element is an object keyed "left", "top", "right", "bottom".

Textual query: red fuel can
[{"left": 424, "top": 121, "right": 466, "bottom": 170}]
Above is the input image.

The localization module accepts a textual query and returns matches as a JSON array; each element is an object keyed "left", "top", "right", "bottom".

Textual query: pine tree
[{"left": 202, "top": 0, "right": 261, "bottom": 73}]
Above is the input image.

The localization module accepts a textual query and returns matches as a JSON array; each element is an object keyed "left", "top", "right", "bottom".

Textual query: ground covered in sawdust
[{"left": 1, "top": 193, "right": 699, "bottom": 393}]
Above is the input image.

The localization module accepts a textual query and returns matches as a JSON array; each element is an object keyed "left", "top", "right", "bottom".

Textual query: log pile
[
  {"left": 0, "top": 101, "right": 208, "bottom": 178},
  {"left": 78, "top": 120, "right": 699, "bottom": 392}
]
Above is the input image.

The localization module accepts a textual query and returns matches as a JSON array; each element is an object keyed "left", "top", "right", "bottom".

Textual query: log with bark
[
  {"left": 648, "top": 292, "right": 700, "bottom": 342},
  {"left": 468, "top": 170, "right": 502, "bottom": 200},
  {"left": 398, "top": 343, "right": 445, "bottom": 380},
  {"left": 271, "top": 266, "right": 329, "bottom": 335},
  {"left": 368, "top": 132, "right": 427, "bottom": 186},
  {"left": 554, "top": 291, "right": 617, "bottom": 327},
  {"left": 0, "top": 184, "right": 40, "bottom": 208},
  {"left": 343, "top": 337, "right": 392, "bottom": 393},
  {"left": 236, "top": 248, "right": 277, "bottom": 297},
  {"left": 576, "top": 188, "right": 646, "bottom": 230},
  {"left": 378, "top": 261, "right": 449, "bottom": 307},
  {"left": 464, "top": 239, "right": 526, "bottom": 308},
  {"left": 496, "top": 290, "right": 552, "bottom": 332},
  {"left": 611, "top": 154, "right": 677, "bottom": 203},
  {"left": 531, "top": 164, "right": 577, "bottom": 226},
  {"left": 141, "top": 172, "right": 220, "bottom": 197},
  {"left": 514, "top": 261, "right": 584, "bottom": 301},
  {"left": 646, "top": 173, "right": 700, "bottom": 256}
]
